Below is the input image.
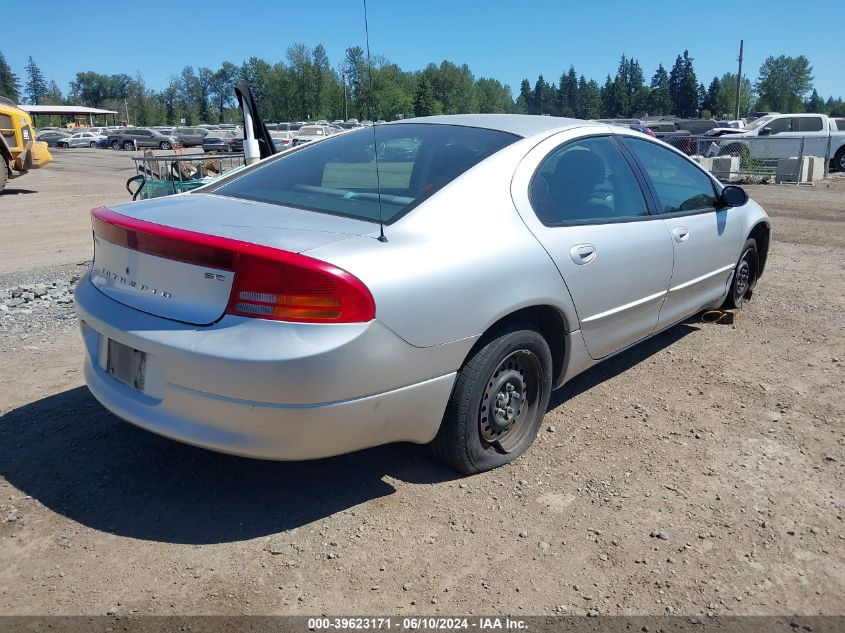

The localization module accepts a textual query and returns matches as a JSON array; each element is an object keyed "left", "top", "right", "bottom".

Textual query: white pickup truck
[{"left": 706, "top": 113, "right": 845, "bottom": 172}]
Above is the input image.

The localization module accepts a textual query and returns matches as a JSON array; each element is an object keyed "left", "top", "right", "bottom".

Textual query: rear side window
[
  {"left": 213, "top": 124, "right": 517, "bottom": 224},
  {"left": 621, "top": 137, "right": 716, "bottom": 214},
  {"left": 529, "top": 136, "right": 648, "bottom": 224},
  {"left": 797, "top": 117, "right": 823, "bottom": 132}
]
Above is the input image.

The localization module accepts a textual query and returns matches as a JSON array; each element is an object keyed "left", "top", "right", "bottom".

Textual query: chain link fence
[{"left": 658, "top": 135, "right": 828, "bottom": 184}]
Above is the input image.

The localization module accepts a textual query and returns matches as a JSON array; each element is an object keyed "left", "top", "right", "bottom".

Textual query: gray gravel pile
[{"left": 0, "top": 262, "right": 90, "bottom": 348}]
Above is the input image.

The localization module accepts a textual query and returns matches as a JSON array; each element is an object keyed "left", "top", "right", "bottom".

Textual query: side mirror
[
  {"left": 759, "top": 127, "right": 771, "bottom": 136},
  {"left": 720, "top": 185, "right": 748, "bottom": 208}
]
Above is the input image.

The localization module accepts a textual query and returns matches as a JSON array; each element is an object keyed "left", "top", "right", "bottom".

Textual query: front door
[
  {"left": 513, "top": 134, "right": 674, "bottom": 359},
  {"left": 620, "top": 136, "right": 744, "bottom": 328}
]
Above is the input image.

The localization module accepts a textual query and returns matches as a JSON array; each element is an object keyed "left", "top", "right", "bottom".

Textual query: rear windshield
[{"left": 212, "top": 123, "right": 518, "bottom": 224}]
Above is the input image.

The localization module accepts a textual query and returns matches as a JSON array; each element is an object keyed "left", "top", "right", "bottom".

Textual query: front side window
[
  {"left": 212, "top": 124, "right": 517, "bottom": 223},
  {"left": 621, "top": 137, "right": 716, "bottom": 214},
  {"left": 529, "top": 136, "right": 648, "bottom": 224},
  {"left": 766, "top": 117, "right": 793, "bottom": 134}
]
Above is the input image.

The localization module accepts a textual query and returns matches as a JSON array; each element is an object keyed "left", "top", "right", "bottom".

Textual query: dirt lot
[{"left": 0, "top": 149, "right": 843, "bottom": 617}]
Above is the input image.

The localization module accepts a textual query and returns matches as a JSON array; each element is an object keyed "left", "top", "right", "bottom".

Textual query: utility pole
[
  {"left": 735, "top": 40, "right": 744, "bottom": 121},
  {"left": 124, "top": 99, "right": 130, "bottom": 126}
]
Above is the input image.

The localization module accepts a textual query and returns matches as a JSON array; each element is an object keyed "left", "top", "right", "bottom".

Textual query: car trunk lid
[{"left": 89, "top": 193, "right": 377, "bottom": 325}]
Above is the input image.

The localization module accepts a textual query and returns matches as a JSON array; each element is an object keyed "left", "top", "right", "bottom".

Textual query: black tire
[
  {"left": 0, "top": 160, "right": 8, "bottom": 194},
  {"left": 160, "top": 141, "right": 172, "bottom": 150},
  {"left": 57, "top": 142, "right": 68, "bottom": 148},
  {"left": 724, "top": 238, "right": 759, "bottom": 309},
  {"left": 430, "top": 325, "right": 553, "bottom": 474},
  {"left": 122, "top": 141, "right": 134, "bottom": 151},
  {"left": 89, "top": 141, "right": 97, "bottom": 148},
  {"left": 111, "top": 140, "right": 120, "bottom": 150},
  {"left": 833, "top": 148, "right": 845, "bottom": 173}
]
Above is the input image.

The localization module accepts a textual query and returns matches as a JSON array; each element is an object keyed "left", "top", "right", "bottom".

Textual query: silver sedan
[{"left": 76, "top": 114, "right": 771, "bottom": 474}]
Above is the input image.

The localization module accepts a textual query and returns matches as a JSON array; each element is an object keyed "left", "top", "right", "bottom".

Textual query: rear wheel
[
  {"left": 111, "top": 140, "right": 120, "bottom": 150},
  {"left": 122, "top": 141, "right": 134, "bottom": 151},
  {"left": 833, "top": 148, "right": 845, "bottom": 173},
  {"left": 430, "top": 325, "right": 553, "bottom": 474},
  {"left": 724, "top": 238, "right": 759, "bottom": 309},
  {"left": 57, "top": 142, "right": 68, "bottom": 148}
]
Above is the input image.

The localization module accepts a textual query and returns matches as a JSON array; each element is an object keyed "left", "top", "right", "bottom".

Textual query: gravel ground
[{"left": 0, "top": 153, "right": 842, "bottom": 617}]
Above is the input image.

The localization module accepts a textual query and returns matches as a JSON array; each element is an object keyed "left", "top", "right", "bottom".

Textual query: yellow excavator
[{"left": 0, "top": 96, "right": 52, "bottom": 194}]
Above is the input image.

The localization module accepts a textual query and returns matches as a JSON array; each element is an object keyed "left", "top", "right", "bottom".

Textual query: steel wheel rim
[
  {"left": 839, "top": 154, "right": 845, "bottom": 171},
  {"left": 479, "top": 349, "right": 541, "bottom": 453},
  {"left": 735, "top": 249, "right": 757, "bottom": 302}
]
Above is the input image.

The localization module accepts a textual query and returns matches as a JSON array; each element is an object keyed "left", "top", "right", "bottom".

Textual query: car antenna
[{"left": 363, "top": 0, "right": 387, "bottom": 242}]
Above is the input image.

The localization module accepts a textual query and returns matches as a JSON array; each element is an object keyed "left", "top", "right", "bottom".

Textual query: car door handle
[
  {"left": 671, "top": 227, "right": 690, "bottom": 243},
  {"left": 570, "top": 244, "right": 597, "bottom": 265}
]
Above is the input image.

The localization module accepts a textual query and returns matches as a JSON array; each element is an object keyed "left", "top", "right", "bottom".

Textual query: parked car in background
[
  {"left": 116, "top": 128, "right": 179, "bottom": 151},
  {"left": 56, "top": 131, "right": 107, "bottom": 148},
  {"left": 202, "top": 130, "right": 243, "bottom": 153},
  {"left": 36, "top": 130, "right": 71, "bottom": 147},
  {"left": 292, "top": 124, "right": 332, "bottom": 146},
  {"left": 705, "top": 113, "right": 845, "bottom": 171},
  {"left": 173, "top": 127, "right": 209, "bottom": 147},
  {"left": 272, "top": 136, "right": 293, "bottom": 151},
  {"left": 76, "top": 115, "right": 770, "bottom": 474}
]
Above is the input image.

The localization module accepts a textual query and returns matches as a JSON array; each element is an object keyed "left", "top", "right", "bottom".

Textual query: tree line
[{"left": 0, "top": 46, "right": 842, "bottom": 127}]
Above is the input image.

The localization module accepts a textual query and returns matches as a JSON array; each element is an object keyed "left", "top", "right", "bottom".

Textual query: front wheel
[
  {"left": 160, "top": 141, "right": 172, "bottom": 150},
  {"left": 89, "top": 141, "right": 97, "bottom": 148},
  {"left": 57, "top": 142, "right": 68, "bottom": 148},
  {"left": 111, "top": 140, "right": 120, "bottom": 150},
  {"left": 122, "top": 141, "right": 134, "bottom": 151},
  {"left": 430, "top": 325, "right": 553, "bottom": 474},
  {"left": 0, "top": 161, "right": 8, "bottom": 194},
  {"left": 724, "top": 238, "right": 759, "bottom": 309}
]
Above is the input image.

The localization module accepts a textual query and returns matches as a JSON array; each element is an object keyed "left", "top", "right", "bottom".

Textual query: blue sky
[{"left": 6, "top": 0, "right": 842, "bottom": 100}]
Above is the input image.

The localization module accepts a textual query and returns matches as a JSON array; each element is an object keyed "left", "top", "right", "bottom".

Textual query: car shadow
[
  {"left": 0, "top": 386, "right": 458, "bottom": 545},
  {"left": 0, "top": 188, "right": 37, "bottom": 195},
  {"left": 1, "top": 320, "right": 701, "bottom": 546},
  {"left": 548, "top": 320, "right": 700, "bottom": 410}
]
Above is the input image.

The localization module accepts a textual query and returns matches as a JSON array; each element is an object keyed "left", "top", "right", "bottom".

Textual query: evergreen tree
[
  {"left": 24, "top": 55, "right": 48, "bottom": 105},
  {"left": 0, "top": 50, "right": 19, "bottom": 101},
  {"left": 516, "top": 78, "right": 531, "bottom": 113},
  {"left": 696, "top": 82, "right": 707, "bottom": 117},
  {"left": 805, "top": 89, "right": 824, "bottom": 113},
  {"left": 413, "top": 75, "right": 438, "bottom": 116},
  {"left": 557, "top": 66, "right": 578, "bottom": 117},
  {"left": 702, "top": 77, "right": 721, "bottom": 116},
  {"left": 669, "top": 50, "right": 698, "bottom": 117},
  {"left": 649, "top": 64, "right": 672, "bottom": 115},
  {"left": 532, "top": 74, "right": 550, "bottom": 114},
  {"left": 580, "top": 77, "right": 602, "bottom": 119}
]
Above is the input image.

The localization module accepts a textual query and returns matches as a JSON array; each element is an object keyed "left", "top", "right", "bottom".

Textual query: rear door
[
  {"left": 795, "top": 115, "right": 828, "bottom": 158},
  {"left": 512, "top": 132, "right": 674, "bottom": 359},
  {"left": 620, "top": 136, "right": 743, "bottom": 328}
]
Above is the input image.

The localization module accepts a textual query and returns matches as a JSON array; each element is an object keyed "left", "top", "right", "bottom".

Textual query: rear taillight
[
  {"left": 91, "top": 207, "right": 375, "bottom": 323},
  {"left": 226, "top": 248, "right": 374, "bottom": 322}
]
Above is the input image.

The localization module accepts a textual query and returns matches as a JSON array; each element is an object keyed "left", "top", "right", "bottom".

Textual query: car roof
[{"left": 394, "top": 114, "right": 592, "bottom": 138}]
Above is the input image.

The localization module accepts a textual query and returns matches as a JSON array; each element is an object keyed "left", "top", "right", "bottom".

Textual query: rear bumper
[{"left": 75, "top": 273, "right": 462, "bottom": 460}]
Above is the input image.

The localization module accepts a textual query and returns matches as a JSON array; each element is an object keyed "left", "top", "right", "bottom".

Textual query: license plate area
[{"left": 106, "top": 339, "right": 146, "bottom": 391}]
